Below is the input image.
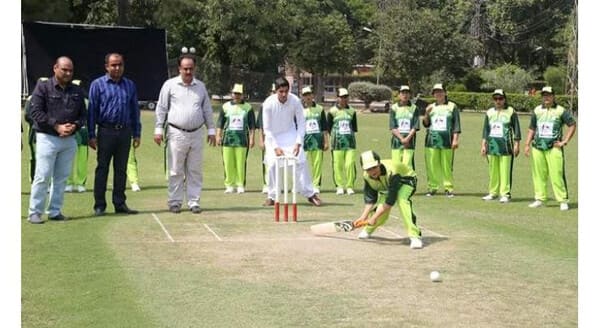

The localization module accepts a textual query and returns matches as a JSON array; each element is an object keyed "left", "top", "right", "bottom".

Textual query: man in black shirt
[{"left": 27, "top": 57, "right": 86, "bottom": 224}]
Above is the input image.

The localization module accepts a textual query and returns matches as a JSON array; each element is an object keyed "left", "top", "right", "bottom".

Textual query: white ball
[
  {"left": 430, "top": 271, "right": 441, "bottom": 282},
  {"left": 181, "top": 46, "right": 188, "bottom": 53}
]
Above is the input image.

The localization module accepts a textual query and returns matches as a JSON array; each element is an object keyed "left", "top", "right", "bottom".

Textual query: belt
[
  {"left": 99, "top": 122, "right": 128, "bottom": 130},
  {"left": 168, "top": 123, "right": 201, "bottom": 133}
]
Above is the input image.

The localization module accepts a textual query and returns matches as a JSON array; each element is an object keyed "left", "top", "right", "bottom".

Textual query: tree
[{"left": 479, "top": 64, "right": 534, "bottom": 93}]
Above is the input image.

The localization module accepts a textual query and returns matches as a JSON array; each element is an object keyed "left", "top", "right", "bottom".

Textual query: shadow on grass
[{"left": 312, "top": 233, "right": 449, "bottom": 247}]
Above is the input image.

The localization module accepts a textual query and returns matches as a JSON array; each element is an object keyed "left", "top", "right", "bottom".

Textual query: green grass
[{"left": 21, "top": 108, "right": 577, "bottom": 327}]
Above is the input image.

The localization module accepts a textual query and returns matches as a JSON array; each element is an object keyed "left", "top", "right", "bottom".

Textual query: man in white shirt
[
  {"left": 153, "top": 54, "right": 216, "bottom": 214},
  {"left": 262, "top": 77, "right": 321, "bottom": 207}
]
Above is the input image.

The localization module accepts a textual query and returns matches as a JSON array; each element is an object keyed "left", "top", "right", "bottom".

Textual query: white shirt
[
  {"left": 154, "top": 75, "right": 215, "bottom": 135},
  {"left": 262, "top": 92, "right": 305, "bottom": 149}
]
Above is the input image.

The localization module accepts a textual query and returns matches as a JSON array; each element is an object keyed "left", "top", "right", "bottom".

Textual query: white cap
[{"left": 338, "top": 88, "right": 349, "bottom": 97}]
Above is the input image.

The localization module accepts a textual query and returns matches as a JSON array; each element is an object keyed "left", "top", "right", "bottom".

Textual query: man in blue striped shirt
[{"left": 88, "top": 53, "right": 141, "bottom": 216}]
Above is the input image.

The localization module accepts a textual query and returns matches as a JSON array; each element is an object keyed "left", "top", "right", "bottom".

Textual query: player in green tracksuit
[
  {"left": 216, "top": 84, "right": 256, "bottom": 194},
  {"left": 301, "top": 86, "right": 329, "bottom": 193},
  {"left": 127, "top": 146, "right": 141, "bottom": 191},
  {"left": 327, "top": 88, "right": 358, "bottom": 195},
  {"left": 422, "top": 83, "right": 461, "bottom": 197},
  {"left": 524, "top": 86, "right": 576, "bottom": 210},
  {"left": 353, "top": 150, "right": 423, "bottom": 249},
  {"left": 390, "top": 85, "right": 419, "bottom": 170},
  {"left": 480, "top": 89, "right": 521, "bottom": 203},
  {"left": 66, "top": 85, "right": 89, "bottom": 193}
]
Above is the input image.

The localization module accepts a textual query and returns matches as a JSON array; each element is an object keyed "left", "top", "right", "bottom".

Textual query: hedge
[{"left": 416, "top": 92, "right": 578, "bottom": 113}]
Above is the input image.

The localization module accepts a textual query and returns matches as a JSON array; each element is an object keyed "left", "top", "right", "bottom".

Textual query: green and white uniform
[
  {"left": 482, "top": 106, "right": 521, "bottom": 197},
  {"left": 303, "top": 101, "right": 328, "bottom": 189},
  {"left": 528, "top": 104, "right": 576, "bottom": 203},
  {"left": 362, "top": 160, "right": 421, "bottom": 237},
  {"left": 127, "top": 146, "right": 139, "bottom": 186},
  {"left": 217, "top": 100, "right": 256, "bottom": 189},
  {"left": 423, "top": 101, "right": 461, "bottom": 193},
  {"left": 389, "top": 101, "right": 420, "bottom": 169},
  {"left": 66, "top": 126, "right": 89, "bottom": 187},
  {"left": 327, "top": 104, "right": 358, "bottom": 189}
]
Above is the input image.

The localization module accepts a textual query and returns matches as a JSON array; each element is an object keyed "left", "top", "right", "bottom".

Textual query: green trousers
[
  {"left": 127, "top": 146, "right": 139, "bottom": 185},
  {"left": 305, "top": 149, "right": 324, "bottom": 189},
  {"left": 364, "top": 182, "right": 421, "bottom": 238},
  {"left": 66, "top": 144, "right": 88, "bottom": 186},
  {"left": 222, "top": 146, "right": 248, "bottom": 187},
  {"left": 530, "top": 147, "right": 569, "bottom": 202},
  {"left": 424, "top": 147, "right": 454, "bottom": 192},
  {"left": 486, "top": 155, "right": 513, "bottom": 197},
  {"left": 391, "top": 149, "right": 415, "bottom": 170},
  {"left": 332, "top": 149, "right": 356, "bottom": 189}
]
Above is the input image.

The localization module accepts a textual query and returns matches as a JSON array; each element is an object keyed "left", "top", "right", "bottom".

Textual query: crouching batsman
[{"left": 353, "top": 150, "right": 423, "bottom": 249}]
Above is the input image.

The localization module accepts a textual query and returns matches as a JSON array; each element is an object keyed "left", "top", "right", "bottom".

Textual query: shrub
[
  {"left": 348, "top": 81, "right": 392, "bottom": 108},
  {"left": 543, "top": 66, "right": 567, "bottom": 94},
  {"left": 480, "top": 64, "right": 534, "bottom": 93}
]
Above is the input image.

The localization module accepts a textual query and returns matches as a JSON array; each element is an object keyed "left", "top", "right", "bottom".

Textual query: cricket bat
[{"left": 310, "top": 219, "right": 368, "bottom": 235}]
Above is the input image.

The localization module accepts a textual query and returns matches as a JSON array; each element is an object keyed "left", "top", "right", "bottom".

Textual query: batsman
[{"left": 354, "top": 150, "right": 423, "bottom": 249}]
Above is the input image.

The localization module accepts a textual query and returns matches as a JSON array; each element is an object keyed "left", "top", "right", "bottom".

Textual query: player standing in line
[
  {"left": 390, "top": 85, "right": 419, "bottom": 170},
  {"left": 480, "top": 89, "right": 521, "bottom": 203},
  {"left": 301, "top": 86, "right": 329, "bottom": 194}
]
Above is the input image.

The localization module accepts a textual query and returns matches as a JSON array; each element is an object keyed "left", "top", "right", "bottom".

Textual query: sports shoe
[
  {"left": 224, "top": 186, "right": 234, "bottom": 194},
  {"left": 76, "top": 185, "right": 86, "bottom": 193},
  {"left": 263, "top": 198, "right": 275, "bottom": 206},
  {"left": 65, "top": 185, "right": 73, "bottom": 192},
  {"left": 560, "top": 202, "right": 569, "bottom": 211},
  {"left": 49, "top": 213, "right": 68, "bottom": 221},
  {"left": 336, "top": 188, "right": 344, "bottom": 195},
  {"left": 191, "top": 205, "right": 202, "bottom": 214},
  {"left": 425, "top": 190, "right": 437, "bottom": 197},
  {"left": 409, "top": 237, "right": 423, "bottom": 249},
  {"left": 482, "top": 194, "right": 495, "bottom": 201},
  {"left": 357, "top": 229, "right": 371, "bottom": 239},
  {"left": 346, "top": 188, "right": 355, "bottom": 195},
  {"left": 307, "top": 194, "right": 322, "bottom": 206},
  {"left": 528, "top": 200, "right": 544, "bottom": 208},
  {"left": 131, "top": 183, "right": 141, "bottom": 192},
  {"left": 236, "top": 186, "right": 245, "bottom": 194},
  {"left": 499, "top": 195, "right": 510, "bottom": 203},
  {"left": 28, "top": 213, "right": 44, "bottom": 224},
  {"left": 445, "top": 190, "right": 455, "bottom": 198},
  {"left": 261, "top": 186, "right": 269, "bottom": 194},
  {"left": 169, "top": 205, "right": 181, "bottom": 213}
]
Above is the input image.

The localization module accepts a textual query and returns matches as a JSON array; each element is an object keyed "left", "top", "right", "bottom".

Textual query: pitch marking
[
  {"left": 151, "top": 213, "right": 175, "bottom": 243},
  {"left": 203, "top": 224, "right": 223, "bottom": 241}
]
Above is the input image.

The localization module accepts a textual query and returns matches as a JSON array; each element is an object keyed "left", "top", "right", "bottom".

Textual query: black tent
[{"left": 21, "top": 21, "right": 169, "bottom": 104}]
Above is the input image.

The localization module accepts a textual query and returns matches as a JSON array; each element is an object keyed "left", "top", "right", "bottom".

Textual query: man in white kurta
[{"left": 262, "top": 77, "right": 321, "bottom": 206}]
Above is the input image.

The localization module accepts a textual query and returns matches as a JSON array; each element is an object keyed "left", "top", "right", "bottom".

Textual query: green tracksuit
[
  {"left": 362, "top": 160, "right": 421, "bottom": 237},
  {"left": 217, "top": 100, "right": 256, "bottom": 188},
  {"left": 66, "top": 127, "right": 89, "bottom": 187},
  {"left": 482, "top": 106, "right": 521, "bottom": 197},
  {"left": 303, "top": 102, "right": 328, "bottom": 189},
  {"left": 423, "top": 101, "right": 461, "bottom": 193},
  {"left": 390, "top": 102, "right": 420, "bottom": 170},
  {"left": 127, "top": 146, "right": 139, "bottom": 186},
  {"left": 328, "top": 104, "right": 358, "bottom": 189},
  {"left": 528, "top": 104, "right": 576, "bottom": 203}
]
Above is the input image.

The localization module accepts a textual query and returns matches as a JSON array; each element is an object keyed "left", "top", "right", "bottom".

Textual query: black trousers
[{"left": 93, "top": 126, "right": 132, "bottom": 210}]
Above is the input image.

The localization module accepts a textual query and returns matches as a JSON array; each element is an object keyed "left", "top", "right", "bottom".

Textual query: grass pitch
[{"left": 21, "top": 108, "right": 577, "bottom": 327}]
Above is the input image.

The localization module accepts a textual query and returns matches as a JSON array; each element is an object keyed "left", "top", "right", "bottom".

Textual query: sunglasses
[{"left": 493, "top": 97, "right": 505, "bottom": 101}]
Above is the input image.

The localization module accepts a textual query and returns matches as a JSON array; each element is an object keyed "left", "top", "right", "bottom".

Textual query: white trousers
[{"left": 166, "top": 128, "right": 205, "bottom": 208}]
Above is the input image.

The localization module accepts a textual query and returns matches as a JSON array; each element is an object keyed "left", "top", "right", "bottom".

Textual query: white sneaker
[
  {"left": 131, "top": 183, "right": 141, "bottom": 192},
  {"left": 336, "top": 188, "right": 344, "bottom": 195},
  {"left": 76, "top": 185, "right": 86, "bottom": 193},
  {"left": 261, "top": 186, "right": 269, "bottom": 194},
  {"left": 224, "top": 187, "right": 234, "bottom": 194},
  {"left": 346, "top": 188, "right": 355, "bottom": 195},
  {"left": 410, "top": 237, "right": 423, "bottom": 249},
  {"left": 560, "top": 202, "right": 569, "bottom": 211},
  {"left": 357, "top": 229, "right": 371, "bottom": 239},
  {"left": 236, "top": 186, "right": 245, "bottom": 194},
  {"left": 528, "top": 200, "right": 544, "bottom": 208},
  {"left": 65, "top": 185, "right": 73, "bottom": 192},
  {"left": 482, "top": 194, "right": 495, "bottom": 201},
  {"left": 499, "top": 196, "right": 510, "bottom": 203}
]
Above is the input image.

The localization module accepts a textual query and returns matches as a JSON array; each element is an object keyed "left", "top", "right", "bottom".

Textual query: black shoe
[
  {"left": 169, "top": 205, "right": 181, "bottom": 213},
  {"left": 191, "top": 206, "right": 202, "bottom": 214},
  {"left": 307, "top": 194, "right": 322, "bottom": 206},
  {"left": 115, "top": 204, "right": 138, "bottom": 214},
  {"left": 94, "top": 208, "right": 106, "bottom": 217},
  {"left": 49, "top": 213, "right": 68, "bottom": 221},
  {"left": 263, "top": 198, "right": 275, "bottom": 206}
]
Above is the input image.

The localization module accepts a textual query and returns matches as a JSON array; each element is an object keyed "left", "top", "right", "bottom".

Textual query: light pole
[
  {"left": 362, "top": 27, "right": 382, "bottom": 85},
  {"left": 181, "top": 46, "right": 196, "bottom": 54}
]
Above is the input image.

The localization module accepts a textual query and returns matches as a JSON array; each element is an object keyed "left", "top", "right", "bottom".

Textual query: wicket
[{"left": 274, "top": 156, "right": 297, "bottom": 222}]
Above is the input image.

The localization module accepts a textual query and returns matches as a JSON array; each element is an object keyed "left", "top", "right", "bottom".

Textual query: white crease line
[
  {"left": 379, "top": 227, "right": 405, "bottom": 238},
  {"left": 203, "top": 224, "right": 223, "bottom": 241},
  {"left": 390, "top": 214, "right": 447, "bottom": 238},
  {"left": 151, "top": 213, "right": 175, "bottom": 243}
]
